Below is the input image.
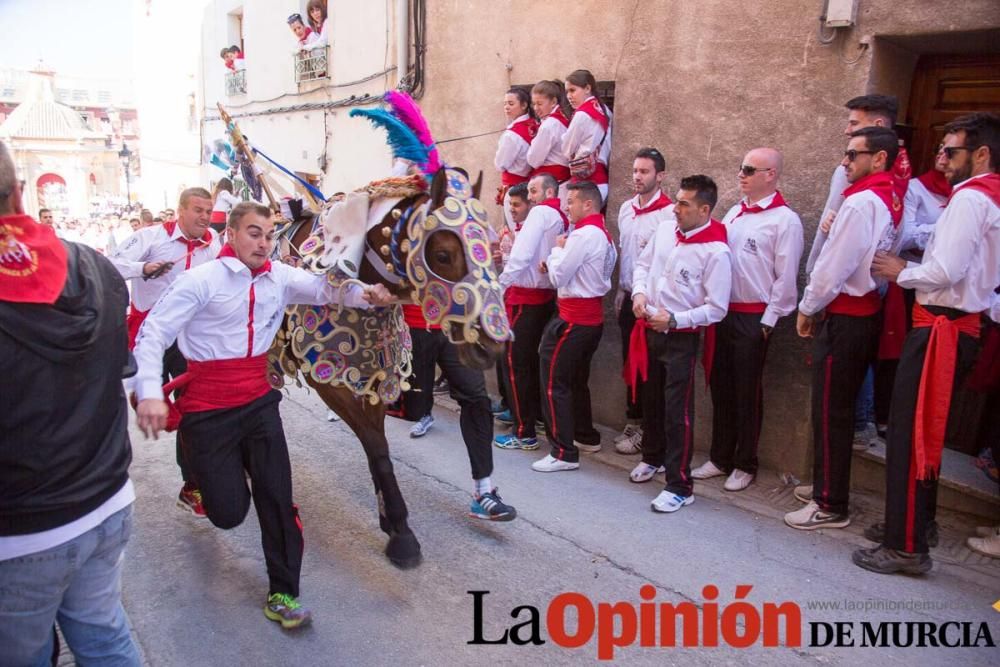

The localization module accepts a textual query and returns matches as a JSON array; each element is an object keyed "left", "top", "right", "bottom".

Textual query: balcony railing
[
  {"left": 225, "top": 69, "right": 246, "bottom": 96},
  {"left": 294, "top": 46, "right": 329, "bottom": 84}
]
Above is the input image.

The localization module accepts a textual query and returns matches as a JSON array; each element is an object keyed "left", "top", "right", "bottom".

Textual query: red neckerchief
[
  {"left": 218, "top": 243, "right": 272, "bottom": 276},
  {"left": 507, "top": 116, "right": 539, "bottom": 144},
  {"left": 734, "top": 191, "right": 787, "bottom": 219},
  {"left": 298, "top": 26, "right": 313, "bottom": 46},
  {"left": 547, "top": 107, "right": 570, "bottom": 128},
  {"left": 164, "top": 219, "right": 214, "bottom": 254},
  {"left": 540, "top": 198, "right": 569, "bottom": 232},
  {"left": 574, "top": 213, "right": 611, "bottom": 242},
  {"left": 916, "top": 169, "right": 952, "bottom": 199},
  {"left": 632, "top": 190, "right": 672, "bottom": 217},
  {"left": 573, "top": 97, "right": 609, "bottom": 132},
  {"left": 675, "top": 219, "right": 727, "bottom": 245},
  {"left": 0, "top": 214, "right": 68, "bottom": 305},
  {"left": 843, "top": 171, "right": 903, "bottom": 227},
  {"left": 949, "top": 173, "right": 1000, "bottom": 208},
  {"left": 225, "top": 61, "right": 236, "bottom": 71}
]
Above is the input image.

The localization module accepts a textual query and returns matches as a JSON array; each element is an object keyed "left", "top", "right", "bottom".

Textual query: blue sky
[{"left": 0, "top": 0, "right": 134, "bottom": 77}]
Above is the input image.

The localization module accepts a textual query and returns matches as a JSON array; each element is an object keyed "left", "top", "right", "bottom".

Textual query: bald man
[{"left": 693, "top": 148, "right": 803, "bottom": 491}]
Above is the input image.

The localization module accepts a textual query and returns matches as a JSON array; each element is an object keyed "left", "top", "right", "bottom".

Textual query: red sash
[
  {"left": 540, "top": 198, "right": 569, "bottom": 232},
  {"left": 916, "top": 169, "right": 952, "bottom": 199},
  {"left": 501, "top": 172, "right": 530, "bottom": 187},
  {"left": 0, "top": 214, "right": 68, "bottom": 305},
  {"left": 571, "top": 161, "right": 608, "bottom": 185},
  {"left": 402, "top": 303, "right": 441, "bottom": 330},
  {"left": 623, "top": 318, "right": 649, "bottom": 402},
  {"left": 163, "top": 355, "right": 271, "bottom": 430},
  {"left": 733, "top": 191, "right": 787, "bottom": 219},
  {"left": 574, "top": 98, "right": 609, "bottom": 132},
  {"left": 878, "top": 283, "right": 907, "bottom": 360},
  {"left": 127, "top": 303, "right": 149, "bottom": 350},
  {"left": 632, "top": 191, "right": 672, "bottom": 217},
  {"left": 532, "top": 163, "right": 571, "bottom": 183},
  {"left": 505, "top": 286, "right": 555, "bottom": 309},
  {"left": 676, "top": 219, "right": 727, "bottom": 245},
  {"left": 210, "top": 210, "right": 227, "bottom": 223},
  {"left": 164, "top": 220, "right": 215, "bottom": 269},
  {"left": 911, "top": 303, "right": 981, "bottom": 480},
  {"left": 842, "top": 171, "right": 903, "bottom": 227},
  {"left": 558, "top": 297, "right": 603, "bottom": 326},
  {"left": 548, "top": 107, "right": 570, "bottom": 128},
  {"left": 826, "top": 291, "right": 882, "bottom": 317},
  {"left": 949, "top": 173, "right": 1000, "bottom": 208}
]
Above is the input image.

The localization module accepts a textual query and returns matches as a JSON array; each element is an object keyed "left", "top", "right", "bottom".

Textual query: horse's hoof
[{"left": 386, "top": 531, "right": 422, "bottom": 569}]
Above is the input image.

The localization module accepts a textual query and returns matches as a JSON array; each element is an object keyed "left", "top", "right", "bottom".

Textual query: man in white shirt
[
  {"left": 630, "top": 175, "right": 732, "bottom": 513},
  {"left": 899, "top": 149, "right": 951, "bottom": 260},
  {"left": 692, "top": 148, "right": 803, "bottom": 492},
  {"left": 494, "top": 173, "right": 567, "bottom": 450},
  {"left": 110, "top": 187, "right": 220, "bottom": 518},
  {"left": 856, "top": 112, "right": 1000, "bottom": 573},
  {"left": 786, "top": 127, "right": 903, "bottom": 531},
  {"left": 531, "top": 181, "right": 616, "bottom": 472},
  {"left": 135, "top": 202, "right": 392, "bottom": 627},
  {"left": 614, "top": 148, "right": 673, "bottom": 455}
]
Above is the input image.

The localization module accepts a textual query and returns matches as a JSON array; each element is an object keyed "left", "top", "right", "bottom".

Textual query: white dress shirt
[
  {"left": 499, "top": 204, "right": 564, "bottom": 291},
  {"left": 632, "top": 220, "right": 732, "bottom": 330},
  {"left": 547, "top": 224, "right": 616, "bottom": 299},
  {"left": 494, "top": 114, "right": 533, "bottom": 177},
  {"left": 562, "top": 98, "right": 612, "bottom": 166},
  {"left": 212, "top": 190, "right": 242, "bottom": 214},
  {"left": 109, "top": 223, "right": 222, "bottom": 311},
  {"left": 526, "top": 114, "right": 569, "bottom": 171},
  {"left": 721, "top": 192, "right": 805, "bottom": 327},
  {"left": 134, "top": 257, "right": 369, "bottom": 402},
  {"left": 805, "top": 164, "right": 849, "bottom": 273},
  {"left": 799, "top": 189, "right": 900, "bottom": 316},
  {"left": 899, "top": 177, "right": 947, "bottom": 256},
  {"left": 898, "top": 173, "right": 1000, "bottom": 315},
  {"left": 617, "top": 192, "right": 674, "bottom": 293}
]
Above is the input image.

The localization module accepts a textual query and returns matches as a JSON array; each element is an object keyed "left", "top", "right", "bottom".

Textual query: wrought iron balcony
[
  {"left": 225, "top": 69, "right": 246, "bottom": 96},
  {"left": 294, "top": 46, "right": 329, "bottom": 84}
]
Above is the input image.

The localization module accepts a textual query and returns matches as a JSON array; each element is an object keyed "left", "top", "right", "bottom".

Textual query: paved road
[{"left": 121, "top": 385, "right": 999, "bottom": 666}]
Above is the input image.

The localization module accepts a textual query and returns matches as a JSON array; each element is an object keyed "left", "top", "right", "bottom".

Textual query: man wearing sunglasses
[
  {"left": 786, "top": 127, "right": 903, "bottom": 531},
  {"left": 856, "top": 112, "right": 1000, "bottom": 572},
  {"left": 692, "top": 148, "right": 803, "bottom": 492}
]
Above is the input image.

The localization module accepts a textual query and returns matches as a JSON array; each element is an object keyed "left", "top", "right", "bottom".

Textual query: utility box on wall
[{"left": 824, "top": 0, "right": 857, "bottom": 28}]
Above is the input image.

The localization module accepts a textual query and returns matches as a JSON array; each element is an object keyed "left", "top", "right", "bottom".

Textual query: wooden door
[{"left": 906, "top": 54, "right": 1000, "bottom": 175}]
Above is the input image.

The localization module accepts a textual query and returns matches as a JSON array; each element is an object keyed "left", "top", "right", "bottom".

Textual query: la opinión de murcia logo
[{"left": 468, "top": 587, "right": 996, "bottom": 660}]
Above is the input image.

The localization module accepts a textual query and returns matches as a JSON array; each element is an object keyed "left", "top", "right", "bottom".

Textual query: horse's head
[{"left": 358, "top": 168, "right": 511, "bottom": 370}]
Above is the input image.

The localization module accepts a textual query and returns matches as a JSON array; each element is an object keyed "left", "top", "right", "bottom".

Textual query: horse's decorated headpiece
[{"left": 403, "top": 168, "right": 511, "bottom": 345}]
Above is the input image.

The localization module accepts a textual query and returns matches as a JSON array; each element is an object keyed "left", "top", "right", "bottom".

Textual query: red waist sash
[
  {"left": 532, "top": 164, "right": 571, "bottom": 182},
  {"left": 558, "top": 296, "right": 603, "bottom": 326},
  {"left": 878, "top": 283, "right": 908, "bottom": 360},
  {"left": 126, "top": 303, "right": 149, "bottom": 351},
  {"left": 826, "top": 291, "right": 881, "bottom": 317},
  {"left": 911, "top": 303, "right": 981, "bottom": 480},
  {"left": 505, "top": 286, "right": 556, "bottom": 307},
  {"left": 501, "top": 171, "right": 530, "bottom": 187},
  {"left": 571, "top": 161, "right": 608, "bottom": 186},
  {"left": 729, "top": 301, "right": 767, "bottom": 314},
  {"left": 162, "top": 355, "right": 271, "bottom": 430}
]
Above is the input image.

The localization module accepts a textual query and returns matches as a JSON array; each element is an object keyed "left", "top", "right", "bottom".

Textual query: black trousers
[
  {"left": 163, "top": 341, "right": 192, "bottom": 484},
  {"left": 404, "top": 327, "right": 494, "bottom": 480},
  {"left": 709, "top": 311, "right": 770, "bottom": 475},
  {"left": 618, "top": 294, "right": 643, "bottom": 420},
  {"left": 539, "top": 317, "right": 603, "bottom": 462},
  {"left": 882, "top": 308, "right": 981, "bottom": 554},
  {"left": 179, "top": 391, "right": 303, "bottom": 597},
  {"left": 501, "top": 301, "right": 554, "bottom": 439},
  {"left": 810, "top": 313, "right": 881, "bottom": 515},
  {"left": 640, "top": 330, "right": 700, "bottom": 496}
]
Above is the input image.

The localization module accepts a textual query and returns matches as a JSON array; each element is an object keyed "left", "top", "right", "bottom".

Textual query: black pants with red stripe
[
  {"left": 810, "top": 312, "right": 881, "bottom": 515},
  {"left": 709, "top": 311, "right": 769, "bottom": 475},
  {"left": 618, "top": 294, "right": 644, "bottom": 420},
  {"left": 641, "top": 330, "right": 700, "bottom": 496},
  {"left": 539, "top": 317, "right": 603, "bottom": 463},
  {"left": 163, "top": 341, "right": 192, "bottom": 484},
  {"left": 405, "top": 327, "right": 493, "bottom": 479},
  {"left": 501, "top": 301, "right": 554, "bottom": 439},
  {"left": 179, "top": 390, "right": 303, "bottom": 597},
  {"left": 882, "top": 307, "right": 980, "bottom": 554}
]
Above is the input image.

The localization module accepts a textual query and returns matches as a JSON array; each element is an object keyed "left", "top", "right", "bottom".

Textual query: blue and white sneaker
[
  {"left": 493, "top": 434, "right": 539, "bottom": 450},
  {"left": 494, "top": 409, "right": 514, "bottom": 426},
  {"left": 469, "top": 488, "right": 517, "bottom": 521},
  {"left": 650, "top": 491, "right": 694, "bottom": 513},
  {"left": 409, "top": 414, "right": 434, "bottom": 438}
]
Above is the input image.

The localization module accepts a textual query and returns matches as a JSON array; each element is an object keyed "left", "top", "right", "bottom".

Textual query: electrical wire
[{"left": 216, "top": 67, "right": 397, "bottom": 111}]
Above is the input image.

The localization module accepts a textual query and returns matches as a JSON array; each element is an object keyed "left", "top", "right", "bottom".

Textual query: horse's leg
[{"left": 308, "top": 380, "right": 421, "bottom": 568}]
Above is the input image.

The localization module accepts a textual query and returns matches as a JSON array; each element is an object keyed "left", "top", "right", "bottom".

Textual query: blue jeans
[
  {"left": 854, "top": 365, "right": 875, "bottom": 430},
  {"left": 0, "top": 505, "right": 140, "bottom": 667}
]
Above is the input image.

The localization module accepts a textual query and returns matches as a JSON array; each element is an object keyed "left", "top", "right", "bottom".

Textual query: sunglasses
[
  {"left": 938, "top": 145, "right": 975, "bottom": 160},
  {"left": 739, "top": 165, "right": 773, "bottom": 177},
  {"left": 843, "top": 149, "right": 877, "bottom": 162}
]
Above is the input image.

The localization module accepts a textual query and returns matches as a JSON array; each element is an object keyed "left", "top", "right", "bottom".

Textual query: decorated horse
[{"left": 221, "top": 93, "right": 512, "bottom": 568}]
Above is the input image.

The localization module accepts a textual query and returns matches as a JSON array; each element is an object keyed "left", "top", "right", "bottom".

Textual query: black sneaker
[
  {"left": 852, "top": 545, "right": 931, "bottom": 575},
  {"left": 864, "top": 520, "right": 939, "bottom": 547},
  {"left": 469, "top": 488, "right": 517, "bottom": 521}
]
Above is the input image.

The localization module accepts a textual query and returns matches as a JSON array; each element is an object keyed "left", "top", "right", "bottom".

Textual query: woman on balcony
[{"left": 306, "top": 0, "right": 329, "bottom": 48}]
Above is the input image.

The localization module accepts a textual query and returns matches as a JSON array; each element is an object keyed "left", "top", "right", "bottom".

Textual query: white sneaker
[
  {"left": 326, "top": 409, "right": 340, "bottom": 422},
  {"left": 784, "top": 501, "right": 850, "bottom": 530},
  {"left": 852, "top": 422, "right": 876, "bottom": 451},
  {"left": 651, "top": 491, "right": 694, "bottom": 513},
  {"left": 531, "top": 454, "right": 580, "bottom": 473},
  {"left": 793, "top": 483, "right": 813, "bottom": 503},
  {"left": 723, "top": 469, "right": 755, "bottom": 492},
  {"left": 614, "top": 425, "right": 643, "bottom": 454},
  {"left": 409, "top": 414, "right": 434, "bottom": 438},
  {"left": 574, "top": 440, "right": 602, "bottom": 453},
  {"left": 629, "top": 462, "right": 664, "bottom": 483},
  {"left": 691, "top": 460, "right": 726, "bottom": 480},
  {"left": 967, "top": 533, "right": 1000, "bottom": 558},
  {"left": 974, "top": 525, "right": 1000, "bottom": 538}
]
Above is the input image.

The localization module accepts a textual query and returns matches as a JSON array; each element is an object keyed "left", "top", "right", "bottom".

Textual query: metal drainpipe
[{"left": 396, "top": 0, "right": 409, "bottom": 88}]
